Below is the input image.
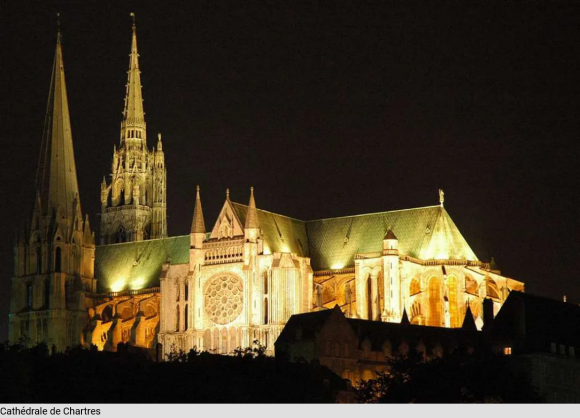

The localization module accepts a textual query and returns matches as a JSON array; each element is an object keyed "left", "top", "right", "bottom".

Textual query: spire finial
[
  {"left": 56, "top": 12, "right": 61, "bottom": 43},
  {"left": 439, "top": 189, "right": 444, "bottom": 207},
  {"left": 196, "top": 185, "right": 200, "bottom": 197},
  {"left": 158, "top": 132, "right": 162, "bottom": 142},
  {"left": 226, "top": 188, "right": 230, "bottom": 200},
  {"left": 130, "top": 12, "right": 136, "bottom": 31},
  {"left": 250, "top": 186, "right": 254, "bottom": 196}
]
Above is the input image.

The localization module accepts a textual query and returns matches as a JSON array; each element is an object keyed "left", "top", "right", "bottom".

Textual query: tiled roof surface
[
  {"left": 95, "top": 235, "right": 190, "bottom": 292},
  {"left": 305, "top": 206, "right": 477, "bottom": 271},
  {"left": 94, "top": 204, "right": 478, "bottom": 291},
  {"left": 231, "top": 202, "right": 309, "bottom": 257}
]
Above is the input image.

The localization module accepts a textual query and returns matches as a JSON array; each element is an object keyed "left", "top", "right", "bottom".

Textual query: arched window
[
  {"left": 264, "top": 273, "right": 268, "bottom": 295},
  {"left": 447, "top": 275, "right": 459, "bottom": 327},
  {"left": 55, "top": 247, "right": 62, "bottom": 273},
  {"left": 264, "top": 298, "right": 269, "bottom": 325},
  {"left": 428, "top": 276, "right": 442, "bottom": 327},
  {"left": 175, "top": 305, "right": 180, "bottom": 332},
  {"left": 221, "top": 328, "right": 227, "bottom": 354},
  {"left": 184, "top": 304, "right": 188, "bottom": 331},
  {"left": 486, "top": 279, "right": 500, "bottom": 299},
  {"left": 36, "top": 247, "right": 41, "bottom": 275}
]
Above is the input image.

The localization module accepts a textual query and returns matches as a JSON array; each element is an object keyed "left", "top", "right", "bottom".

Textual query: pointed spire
[
  {"left": 400, "top": 308, "right": 410, "bottom": 325},
  {"left": 35, "top": 19, "right": 80, "bottom": 220},
  {"left": 245, "top": 187, "right": 259, "bottom": 229},
  {"left": 191, "top": 185, "right": 206, "bottom": 234},
  {"left": 121, "top": 12, "right": 146, "bottom": 145},
  {"left": 226, "top": 188, "right": 230, "bottom": 201},
  {"left": 83, "top": 214, "right": 92, "bottom": 239},
  {"left": 439, "top": 189, "right": 445, "bottom": 207}
]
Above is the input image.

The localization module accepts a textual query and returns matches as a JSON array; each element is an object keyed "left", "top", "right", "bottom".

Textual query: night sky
[{"left": 1, "top": 1, "right": 579, "bottom": 341}]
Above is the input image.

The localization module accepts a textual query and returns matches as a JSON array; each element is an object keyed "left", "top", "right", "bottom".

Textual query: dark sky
[{"left": 1, "top": 1, "right": 580, "bottom": 341}]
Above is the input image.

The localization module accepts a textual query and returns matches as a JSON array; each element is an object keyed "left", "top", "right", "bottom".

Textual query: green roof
[
  {"left": 305, "top": 206, "right": 477, "bottom": 271},
  {"left": 231, "top": 202, "right": 309, "bottom": 258},
  {"left": 95, "top": 235, "right": 190, "bottom": 292},
  {"left": 94, "top": 204, "right": 477, "bottom": 292}
]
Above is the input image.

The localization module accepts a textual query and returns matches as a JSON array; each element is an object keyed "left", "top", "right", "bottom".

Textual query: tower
[
  {"left": 100, "top": 13, "right": 167, "bottom": 244},
  {"left": 9, "top": 23, "right": 96, "bottom": 351}
]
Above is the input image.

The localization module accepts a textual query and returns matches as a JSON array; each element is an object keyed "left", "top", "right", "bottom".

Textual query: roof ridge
[
  {"left": 306, "top": 205, "right": 441, "bottom": 223},
  {"left": 231, "top": 201, "right": 306, "bottom": 222}
]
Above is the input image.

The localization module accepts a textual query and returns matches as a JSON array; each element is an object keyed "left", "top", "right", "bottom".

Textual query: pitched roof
[
  {"left": 231, "top": 202, "right": 309, "bottom": 257},
  {"left": 94, "top": 204, "right": 478, "bottom": 292},
  {"left": 384, "top": 229, "right": 398, "bottom": 240},
  {"left": 305, "top": 206, "right": 477, "bottom": 271},
  {"left": 276, "top": 309, "right": 335, "bottom": 343},
  {"left": 95, "top": 235, "right": 190, "bottom": 292}
]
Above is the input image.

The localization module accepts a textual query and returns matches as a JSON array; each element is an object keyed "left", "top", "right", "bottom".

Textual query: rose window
[{"left": 204, "top": 275, "right": 244, "bottom": 325}]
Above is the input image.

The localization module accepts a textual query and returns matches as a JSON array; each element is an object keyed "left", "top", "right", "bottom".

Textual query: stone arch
[
  {"left": 486, "top": 278, "right": 500, "bottom": 299},
  {"left": 120, "top": 305, "right": 133, "bottom": 320},
  {"left": 427, "top": 276, "right": 443, "bottom": 327},
  {"left": 465, "top": 274, "right": 479, "bottom": 295},
  {"left": 101, "top": 305, "right": 113, "bottom": 322}
]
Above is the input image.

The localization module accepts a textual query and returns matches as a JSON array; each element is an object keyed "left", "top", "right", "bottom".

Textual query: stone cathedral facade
[{"left": 9, "top": 18, "right": 525, "bottom": 356}]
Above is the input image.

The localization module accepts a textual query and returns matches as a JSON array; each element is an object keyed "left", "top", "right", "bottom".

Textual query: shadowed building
[
  {"left": 487, "top": 291, "right": 580, "bottom": 402},
  {"left": 275, "top": 305, "right": 482, "bottom": 382}
]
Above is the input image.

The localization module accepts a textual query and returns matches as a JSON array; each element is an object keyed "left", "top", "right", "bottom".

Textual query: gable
[{"left": 209, "top": 199, "right": 245, "bottom": 240}]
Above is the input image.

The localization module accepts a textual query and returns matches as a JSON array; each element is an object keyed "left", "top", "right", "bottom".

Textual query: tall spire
[
  {"left": 245, "top": 187, "right": 259, "bottom": 229},
  {"left": 35, "top": 19, "right": 80, "bottom": 219},
  {"left": 121, "top": 12, "right": 146, "bottom": 145},
  {"left": 191, "top": 185, "right": 206, "bottom": 234}
]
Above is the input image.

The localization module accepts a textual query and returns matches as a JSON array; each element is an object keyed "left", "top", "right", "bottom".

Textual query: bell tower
[
  {"left": 10, "top": 20, "right": 96, "bottom": 351},
  {"left": 100, "top": 13, "right": 167, "bottom": 244}
]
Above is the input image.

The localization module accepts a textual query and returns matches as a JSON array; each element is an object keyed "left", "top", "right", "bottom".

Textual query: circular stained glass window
[{"left": 204, "top": 275, "right": 244, "bottom": 325}]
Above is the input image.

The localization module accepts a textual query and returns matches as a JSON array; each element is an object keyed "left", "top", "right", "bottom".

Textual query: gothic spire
[
  {"left": 121, "top": 12, "right": 146, "bottom": 145},
  {"left": 35, "top": 20, "right": 80, "bottom": 220},
  {"left": 245, "top": 187, "right": 259, "bottom": 229},
  {"left": 191, "top": 186, "right": 206, "bottom": 234}
]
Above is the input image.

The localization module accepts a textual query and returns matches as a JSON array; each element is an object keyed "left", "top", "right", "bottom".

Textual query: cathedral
[{"left": 9, "top": 17, "right": 525, "bottom": 356}]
